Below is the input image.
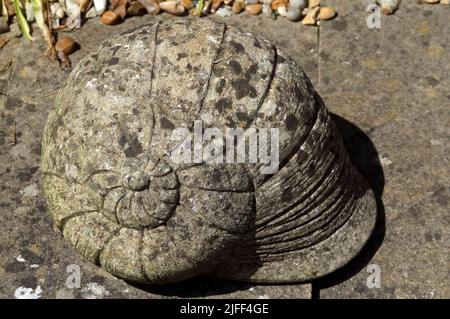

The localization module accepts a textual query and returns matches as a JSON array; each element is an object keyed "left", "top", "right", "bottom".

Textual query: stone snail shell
[{"left": 41, "top": 18, "right": 377, "bottom": 284}]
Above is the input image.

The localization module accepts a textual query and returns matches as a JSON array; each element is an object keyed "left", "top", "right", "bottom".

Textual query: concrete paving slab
[
  {"left": 0, "top": 2, "right": 448, "bottom": 298},
  {"left": 314, "top": 0, "right": 449, "bottom": 299}
]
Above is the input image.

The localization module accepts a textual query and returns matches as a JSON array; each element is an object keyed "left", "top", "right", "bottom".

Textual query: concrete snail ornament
[{"left": 41, "top": 19, "right": 377, "bottom": 284}]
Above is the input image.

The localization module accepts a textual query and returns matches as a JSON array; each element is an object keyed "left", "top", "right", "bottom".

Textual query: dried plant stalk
[{"left": 32, "top": 0, "right": 56, "bottom": 59}]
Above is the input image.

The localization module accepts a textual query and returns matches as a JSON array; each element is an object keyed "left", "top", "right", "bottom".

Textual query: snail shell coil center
[{"left": 122, "top": 172, "right": 150, "bottom": 191}]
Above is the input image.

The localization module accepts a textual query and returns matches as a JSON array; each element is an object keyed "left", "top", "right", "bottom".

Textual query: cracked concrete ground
[{"left": 0, "top": 1, "right": 448, "bottom": 299}]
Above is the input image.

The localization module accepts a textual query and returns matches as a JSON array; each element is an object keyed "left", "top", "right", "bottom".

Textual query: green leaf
[
  {"left": 12, "top": 0, "right": 33, "bottom": 41},
  {"left": 197, "top": 0, "right": 204, "bottom": 15},
  {"left": 31, "top": 0, "right": 45, "bottom": 31}
]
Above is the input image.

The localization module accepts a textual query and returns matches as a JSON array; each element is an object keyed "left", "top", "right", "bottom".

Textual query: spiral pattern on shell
[
  {"left": 41, "top": 18, "right": 377, "bottom": 284},
  {"left": 89, "top": 155, "right": 179, "bottom": 229}
]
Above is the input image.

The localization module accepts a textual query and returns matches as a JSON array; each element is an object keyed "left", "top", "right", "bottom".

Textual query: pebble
[
  {"left": 286, "top": 7, "right": 302, "bottom": 21},
  {"left": 376, "top": 0, "right": 399, "bottom": 15},
  {"left": 290, "top": 0, "right": 306, "bottom": 9},
  {"left": 65, "top": 0, "right": 82, "bottom": 28},
  {"left": 94, "top": 0, "right": 107, "bottom": 15},
  {"left": 56, "top": 6, "right": 66, "bottom": 19},
  {"left": 277, "top": 5, "right": 287, "bottom": 17},
  {"left": 245, "top": 3, "right": 262, "bottom": 15},
  {"left": 216, "top": 6, "right": 232, "bottom": 17},
  {"left": 159, "top": 0, "right": 185, "bottom": 15},
  {"left": 211, "top": 0, "right": 223, "bottom": 11},
  {"left": 100, "top": 10, "right": 122, "bottom": 25},
  {"left": 319, "top": 6, "right": 336, "bottom": 20},
  {"left": 302, "top": 6, "right": 319, "bottom": 25},
  {"left": 308, "top": 0, "right": 320, "bottom": 9},
  {"left": 232, "top": 0, "right": 246, "bottom": 13},
  {"left": 127, "top": 1, "right": 148, "bottom": 16},
  {"left": 271, "top": 0, "right": 287, "bottom": 10},
  {"left": 138, "top": 0, "right": 161, "bottom": 15},
  {"left": 50, "top": 3, "right": 66, "bottom": 22},
  {"left": 3, "top": 0, "right": 443, "bottom": 61},
  {"left": 86, "top": 7, "right": 98, "bottom": 18},
  {"left": 55, "top": 36, "right": 77, "bottom": 55},
  {"left": 115, "top": 2, "right": 128, "bottom": 18},
  {"left": 181, "top": 0, "right": 194, "bottom": 9}
]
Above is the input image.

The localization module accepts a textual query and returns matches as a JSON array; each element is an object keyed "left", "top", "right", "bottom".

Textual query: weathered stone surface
[
  {"left": 41, "top": 18, "right": 377, "bottom": 285},
  {"left": 1, "top": 6, "right": 447, "bottom": 299},
  {"left": 0, "top": 16, "right": 9, "bottom": 34}
]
